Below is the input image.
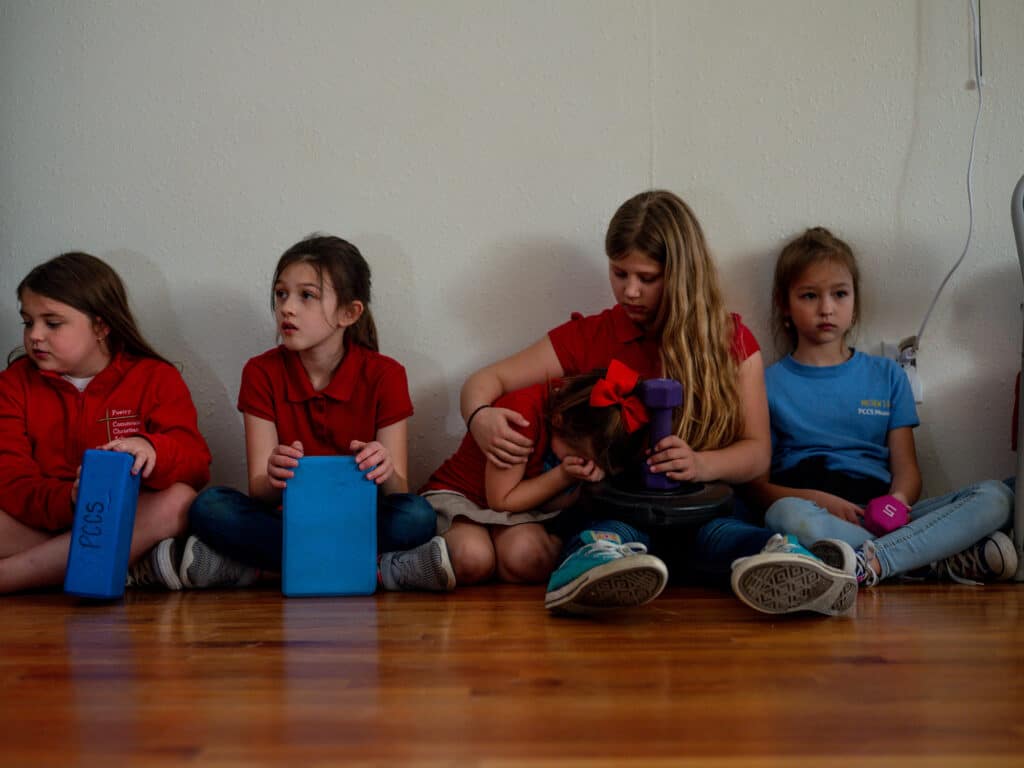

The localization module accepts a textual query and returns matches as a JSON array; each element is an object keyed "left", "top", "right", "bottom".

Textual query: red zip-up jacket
[{"left": 0, "top": 352, "right": 211, "bottom": 531}]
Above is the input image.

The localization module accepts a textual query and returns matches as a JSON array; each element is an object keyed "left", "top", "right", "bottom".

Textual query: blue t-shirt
[{"left": 765, "top": 350, "right": 919, "bottom": 485}]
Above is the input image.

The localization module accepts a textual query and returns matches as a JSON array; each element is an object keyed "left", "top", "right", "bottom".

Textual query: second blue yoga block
[
  {"left": 64, "top": 449, "right": 141, "bottom": 599},
  {"left": 282, "top": 456, "right": 378, "bottom": 597}
]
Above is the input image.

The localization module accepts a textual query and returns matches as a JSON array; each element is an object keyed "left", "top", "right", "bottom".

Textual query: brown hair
[
  {"left": 772, "top": 227, "right": 860, "bottom": 354},
  {"left": 13, "top": 251, "right": 168, "bottom": 365},
  {"left": 272, "top": 235, "right": 378, "bottom": 351},
  {"left": 544, "top": 370, "right": 648, "bottom": 476},
  {"left": 605, "top": 190, "right": 740, "bottom": 451}
]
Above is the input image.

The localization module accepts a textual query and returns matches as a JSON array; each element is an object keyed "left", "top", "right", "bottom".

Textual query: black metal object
[{"left": 583, "top": 466, "right": 733, "bottom": 531}]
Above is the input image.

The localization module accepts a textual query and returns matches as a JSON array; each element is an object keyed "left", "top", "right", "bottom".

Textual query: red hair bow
[{"left": 589, "top": 360, "right": 649, "bottom": 433}]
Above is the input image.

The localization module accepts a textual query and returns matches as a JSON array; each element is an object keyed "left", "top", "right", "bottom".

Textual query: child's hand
[
  {"left": 646, "top": 435, "right": 707, "bottom": 483},
  {"left": 99, "top": 437, "right": 157, "bottom": 478},
  {"left": 350, "top": 440, "right": 393, "bottom": 485},
  {"left": 268, "top": 441, "right": 303, "bottom": 489},
  {"left": 560, "top": 455, "right": 605, "bottom": 484},
  {"left": 813, "top": 491, "right": 864, "bottom": 525},
  {"left": 470, "top": 407, "right": 533, "bottom": 469}
]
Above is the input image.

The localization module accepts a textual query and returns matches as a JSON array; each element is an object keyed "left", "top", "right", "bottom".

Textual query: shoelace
[
  {"left": 937, "top": 548, "right": 986, "bottom": 586},
  {"left": 126, "top": 558, "right": 159, "bottom": 587},
  {"left": 759, "top": 534, "right": 791, "bottom": 555},
  {"left": 856, "top": 548, "right": 880, "bottom": 585},
  {"left": 577, "top": 539, "right": 649, "bottom": 560}
]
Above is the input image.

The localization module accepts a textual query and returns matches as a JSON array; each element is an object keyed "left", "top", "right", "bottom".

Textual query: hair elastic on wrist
[{"left": 466, "top": 404, "right": 491, "bottom": 430}]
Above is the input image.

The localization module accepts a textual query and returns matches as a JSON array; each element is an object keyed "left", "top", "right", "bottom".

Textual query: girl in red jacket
[{"left": 0, "top": 252, "right": 211, "bottom": 593}]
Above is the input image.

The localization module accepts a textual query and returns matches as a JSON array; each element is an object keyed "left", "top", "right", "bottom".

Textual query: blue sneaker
[
  {"left": 544, "top": 530, "right": 668, "bottom": 614},
  {"left": 731, "top": 534, "right": 857, "bottom": 616}
]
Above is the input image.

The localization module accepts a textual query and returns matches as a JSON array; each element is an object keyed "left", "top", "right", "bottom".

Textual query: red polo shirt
[
  {"left": 0, "top": 353, "right": 211, "bottom": 531},
  {"left": 421, "top": 383, "right": 550, "bottom": 508},
  {"left": 237, "top": 342, "right": 413, "bottom": 454},
  {"left": 547, "top": 304, "right": 759, "bottom": 375}
]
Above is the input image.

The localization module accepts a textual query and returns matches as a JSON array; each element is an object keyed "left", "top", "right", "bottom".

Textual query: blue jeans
[
  {"left": 765, "top": 480, "right": 1013, "bottom": 579},
  {"left": 558, "top": 515, "right": 773, "bottom": 588},
  {"left": 188, "top": 486, "right": 437, "bottom": 571}
]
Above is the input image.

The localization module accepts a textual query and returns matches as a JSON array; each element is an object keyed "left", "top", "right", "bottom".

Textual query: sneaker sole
[
  {"left": 731, "top": 554, "right": 856, "bottom": 617},
  {"left": 545, "top": 555, "right": 668, "bottom": 614},
  {"left": 154, "top": 538, "right": 184, "bottom": 591},
  {"left": 809, "top": 539, "right": 856, "bottom": 574},
  {"left": 178, "top": 535, "right": 200, "bottom": 589},
  {"left": 434, "top": 536, "right": 457, "bottom": 592}
]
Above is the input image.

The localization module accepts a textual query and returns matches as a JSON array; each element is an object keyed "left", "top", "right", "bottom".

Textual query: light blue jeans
[{"left": 765, "top": 479, "right": 1013, "bottom": 579}]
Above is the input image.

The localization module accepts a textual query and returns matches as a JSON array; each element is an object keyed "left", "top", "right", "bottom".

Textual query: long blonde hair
[{"left": 605, "top": 190, "right": 741, "bottom": 451}]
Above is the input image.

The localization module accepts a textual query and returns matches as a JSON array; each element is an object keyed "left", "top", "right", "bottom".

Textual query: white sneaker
[{"left": 731, "top": 534, "right": 857, "bottom": 616}]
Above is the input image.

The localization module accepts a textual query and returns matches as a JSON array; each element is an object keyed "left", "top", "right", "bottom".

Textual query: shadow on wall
[
  {"left": 904, "top": 261, "right": 1020, "bottom": 493},
  {"left": 104, "top": 250, "right": 265, "bottom": 491},
  {"left": 355, "top": 233, "right": 447, "bottom": 488},
  {"left": 360, "top": 233, "right": 608, "bottom": 487},
  {"left": 426, "top": 235, "right": 606, "bottom": 486},
  {"left": 455, "top": 236, "right": 609, "bottom": 356},
  {"left": 718, "top": 245, "right": 776, "bottom": 360},
  {"left": 946, "top": 261, "right": 1021, "bottom": 364}
]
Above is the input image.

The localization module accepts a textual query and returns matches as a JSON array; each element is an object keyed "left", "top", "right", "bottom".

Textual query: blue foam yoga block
[
  {"left": 282, "top": 456, "right": 378, "bottom": 597},
  {"left": 64, "top": 449, "right": 141, "bottom": 599}
]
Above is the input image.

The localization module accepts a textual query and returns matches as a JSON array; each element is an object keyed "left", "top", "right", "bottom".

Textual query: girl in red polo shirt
[
  {"left": 458, "top": 190, "right": 850, "bottom": 615},
  {"left": 403, "top": 361, "right": 653, "bottom": 591},
  {"left": 0, "top": 252, "right": 211, "bottom": 593},
  {"left": 183, "top": 235, "right": 437, "bottom": 589}
]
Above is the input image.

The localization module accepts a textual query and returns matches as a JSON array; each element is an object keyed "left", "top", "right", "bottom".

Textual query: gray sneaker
[
  {"left": 930, "top": 531, "right": 1019, "bottom": 585},
  {"left": 179, "top": 535, "right": 260, "bottom": 589},
  {"left": 126, "top": 538, "right": 183, "bottom": 591},
  {"left": 379, "top": 536, "right": 455, "bottom": 592}
]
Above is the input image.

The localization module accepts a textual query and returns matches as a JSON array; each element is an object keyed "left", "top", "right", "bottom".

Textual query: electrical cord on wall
[{"left": 909, "top": 0, "right": 984, "bottom": 353}]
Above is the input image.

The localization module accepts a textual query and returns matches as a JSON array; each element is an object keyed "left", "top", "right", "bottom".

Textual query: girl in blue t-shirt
[{"left": 740, "top": 227, "right": 1015, "bottom": 598}]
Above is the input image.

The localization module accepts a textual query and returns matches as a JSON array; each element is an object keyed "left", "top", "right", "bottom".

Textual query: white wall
[{"left": 2, "top": 0, "right": 1022, "bottom": 496}]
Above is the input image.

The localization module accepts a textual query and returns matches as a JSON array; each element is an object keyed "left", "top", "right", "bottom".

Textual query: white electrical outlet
[
  {"left": 880, "top": 340, "right": 922, "bottom": 403},
  {"left": 897, "top": 336, "right": 923, "bottom": 404}
]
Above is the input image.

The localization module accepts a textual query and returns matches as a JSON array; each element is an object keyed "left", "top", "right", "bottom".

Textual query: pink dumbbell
[{"left": 863, "top": 494, "right": 909, "bottom": 536}]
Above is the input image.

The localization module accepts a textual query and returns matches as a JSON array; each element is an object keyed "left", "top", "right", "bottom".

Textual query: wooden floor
[{"left": 2, "top": 583, "right": 1023, "bottom": 767}]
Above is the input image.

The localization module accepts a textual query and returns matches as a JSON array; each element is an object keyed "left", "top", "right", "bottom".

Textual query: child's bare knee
[
  {"left": 145, "top": 483, "right": 195, "bottom": 539},
  {"left": 448, "top": 538, "right": 496, "bottom": 585},
  {"left": 496, "top": 535, "right": 558, "bottom": 584}
]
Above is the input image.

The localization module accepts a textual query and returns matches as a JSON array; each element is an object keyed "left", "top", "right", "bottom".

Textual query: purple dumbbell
[{"left": 640, "top": 378, "right": 683, "bottom": 490}]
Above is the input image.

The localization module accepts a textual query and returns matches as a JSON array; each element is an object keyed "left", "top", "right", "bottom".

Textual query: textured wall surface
[{"left": 2, "top": 1, "right": 1022, "bottom": 495}]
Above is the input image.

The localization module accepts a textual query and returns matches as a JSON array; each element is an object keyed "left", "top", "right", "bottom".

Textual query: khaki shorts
[{"left": 422, "top": 490, "right": 561, "bottom": 535}]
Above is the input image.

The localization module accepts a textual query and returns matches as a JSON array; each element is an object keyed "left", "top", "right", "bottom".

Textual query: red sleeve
[
  {"left": 494, "top": 386, "right": 545, "bottom": 444},
  {"left": 730, "top": 314, "right": 760, "bottom": 363},
  {"left": 0, "top": 367, "right": 74, "bottom": 531},
  {"left": 137, "top": 364, "right": 211, "bottom": 491},
  {"left": 547, "top": 312, "right": 591, "bottom": 375},
  {"left": 374, "top": 360, "right": 414, "bottom": 430},
  {"left": 237, "top": 356, "right": 277, "bottom": 422}
]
